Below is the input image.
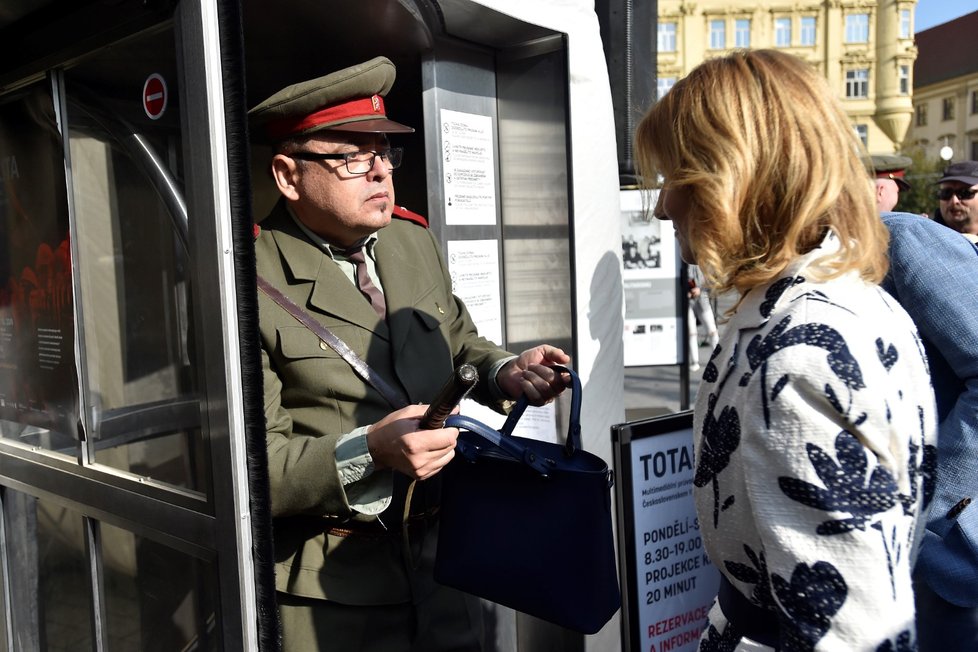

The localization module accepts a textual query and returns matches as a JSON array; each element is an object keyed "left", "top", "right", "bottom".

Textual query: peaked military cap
[
  {"left": 870, "top": 154, "right": 912, "bottom": 191},
  {"left": 249, "top": 56, "right": 414, "bottom": 143}
]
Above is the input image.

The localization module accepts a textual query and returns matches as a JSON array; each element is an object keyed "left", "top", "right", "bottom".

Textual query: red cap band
[
  {"left": 265, "top": 95, "right": 386, "bottom": 141},
  {"left": 877, "top": 169, "right": 905, "bottom": 179}
]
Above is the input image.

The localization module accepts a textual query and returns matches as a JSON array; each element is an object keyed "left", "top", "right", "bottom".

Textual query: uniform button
[
  {"left": 948, "top": 498, "right": 972, "bottom": 520},
  {"left": 320, "top": 340, "right": 328, "bottom": 350},
  {"left": 436, "top": 302, "right": 445, "bottom": 315}
]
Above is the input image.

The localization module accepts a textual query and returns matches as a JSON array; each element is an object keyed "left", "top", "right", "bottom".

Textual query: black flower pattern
[
  {"left": 759, "top": 276, "right": 806, "bottom": 318},
  {"left": 694, "top": 266, "right": 932, "bottom": 650},
  {"left": 743, "top": 315, "right": 865, "bottom": 394},
  {"left": 722, "top": 549, "right": 847, "bottom": 650},
  {"left": 723, "top": 544, "right": 775, "bottom": 610},
  {"left": 903, "top": 407, "right": 937, "bottom": 514},
  {"left": 778, "top": 431, "right": 898, "bottom": 535},
  {"left": 772, "top": 561, "right": 847, "bottom": 652},
  {"left": 698, "top": 622, "right": 742, "bottom": 652},
  {"left": 876, "top": 630, "right": 915, "bottom": 652},
  {"left": 876, "top": 338, "right": 898, "bottom": 371},
  {"left": 695, "top": 392, "right": 741, "bottom": 528}
]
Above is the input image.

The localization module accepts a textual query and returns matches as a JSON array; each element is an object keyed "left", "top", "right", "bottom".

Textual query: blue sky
[{"left": 915, "top": 0, "right": 978, "bottom": 31}]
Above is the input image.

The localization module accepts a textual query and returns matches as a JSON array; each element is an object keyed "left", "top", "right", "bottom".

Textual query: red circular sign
[{"left": 142, "top": 74, "right": 168, "bottom": 120}]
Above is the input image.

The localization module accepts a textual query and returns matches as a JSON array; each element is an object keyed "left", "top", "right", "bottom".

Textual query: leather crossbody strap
[{"left": 256, "top": 275, "right": 409, "bottom": 410}]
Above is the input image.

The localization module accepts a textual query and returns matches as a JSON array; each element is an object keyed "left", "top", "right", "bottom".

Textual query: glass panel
[
  {"left": 62, "top": 26, "right": 208, "bottom": 494},
  {"left": 497, "top": 50, "right": 572, "bottom": 353},
  {"left": 657, "top": 23, "right": 676, "bottom": 52},
  {"left": 845, "top": 14, "right": 869, "bottom": 43},
  {"left": 800, "top": 17, "right": 816, "bottom": 46},
  {"left": 775, "top": 18, "right": 791, "bottom": 47},
  {"left": 735, "top": 19, "right": 750, "bottom": 48},
  {"left": 101, "top": 521, "right": 221, "bottom": 651},
  {"left": 5, "top": 490, "right": 92, "bottom": 650},
  {"left": 0, "top": 82, "right": 80, "bottom": 454},
  {"left": 709, "top": 20, "right": 725, "bottom": 49}
]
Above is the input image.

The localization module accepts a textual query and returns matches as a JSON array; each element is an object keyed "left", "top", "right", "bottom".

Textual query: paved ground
[
  {"left": 623, "top": 345, "right": 706, "bottom": 421},
  {"left": 623, "top": 291, "right": 732, "bottom": 421}
]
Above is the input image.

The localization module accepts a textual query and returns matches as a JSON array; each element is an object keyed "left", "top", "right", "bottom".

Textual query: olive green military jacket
[{"left": 255, "top": 200, "right": 512, "bottom": 605}]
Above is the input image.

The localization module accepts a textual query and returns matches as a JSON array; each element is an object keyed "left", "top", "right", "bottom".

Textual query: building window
[
  {"left": 800, "top": 17, "right": 816, "bottom": 46},
  {"left": 657, "top": 77, "right": 676, "bottom": 100},
  {"left": 899, "top": 65, "right": 910, "bottom": 95},
  {"left": 971, "top": 90, "right": 978, "bottom": 115},
  {"left": 971, "top": 139, "right": 978, "bottom": 162},
  {"left": 774, "top": 17, "right": 792, "bottom": 47},
  {"left": 854, "top": 124, "right": 868, "bottom": 146},
  {"left": 845, "top": 69, "right": 869, "bottom": 98},
  {"left": 900, "top": 9, "right": 911, "bottom": 38},
  {"left": 845, "top": 13, "right": 870, "bottom": 43},
  {"left": 916, "top": 103, "right": 927, "bottom": 127},
  {"left": 709, "top": 20, "right": 726, "bottom": 49},
  {"left": 735, "top": 19, "right": 751, "bottom": 48},
  {"left": 943, "top": 97, "right": 955, "bottom": 121},
  {"left": 658, "top": 22, "right": 677, "bottom": 52}
]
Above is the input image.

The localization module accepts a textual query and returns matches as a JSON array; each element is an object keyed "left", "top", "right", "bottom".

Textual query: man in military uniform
[
  {"left": 249, "top": 57, "right": 570, "bottom": 651},
  {"left": 871, "top": 154, "right": 912, "bottom": 212}
]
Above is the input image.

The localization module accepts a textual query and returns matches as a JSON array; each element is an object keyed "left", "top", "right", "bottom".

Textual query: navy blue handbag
[{"left": 435, "top": 367, "right": 620, "bottom": 634}]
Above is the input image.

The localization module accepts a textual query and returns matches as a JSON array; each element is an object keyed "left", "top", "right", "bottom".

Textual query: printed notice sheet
[{"left": 440, "top": 109, "right": 497, "bottom": 225}]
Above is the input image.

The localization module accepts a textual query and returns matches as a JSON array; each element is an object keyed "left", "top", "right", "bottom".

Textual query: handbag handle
[
  {"left": 445, "top": 365, "right": 582, "bottom": 476},
  {"left": 498, "top": 365, "right": 581, "bottom": 456}
]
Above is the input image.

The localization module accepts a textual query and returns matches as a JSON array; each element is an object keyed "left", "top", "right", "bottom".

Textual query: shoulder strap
[
  {"left": 392, "top": 205, "right": 428, "bottom": 228},
  {"left": 256, "top": 275, "right": 410, "bottom": 410}
]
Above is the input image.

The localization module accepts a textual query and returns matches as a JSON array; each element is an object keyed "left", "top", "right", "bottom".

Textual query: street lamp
[{"left": 940, "top": 136, "right": 954, "bottom": 161}]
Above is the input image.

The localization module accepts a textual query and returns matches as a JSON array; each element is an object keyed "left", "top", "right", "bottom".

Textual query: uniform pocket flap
[{"left": 277, "top": 325, "right": 362, "bottom": 360}]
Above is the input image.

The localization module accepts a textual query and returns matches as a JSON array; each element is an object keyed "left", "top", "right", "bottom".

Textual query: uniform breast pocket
[
  {"left": 411, "top": 284, "right": 451, "bottom": 334},
  {"left": 275, "top": 325, "right": 364, "bottom": 392}
]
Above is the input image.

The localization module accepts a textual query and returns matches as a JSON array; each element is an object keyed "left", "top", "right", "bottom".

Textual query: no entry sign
[{"left": 142, "top": 73, "right": 168, "bottom": 120}]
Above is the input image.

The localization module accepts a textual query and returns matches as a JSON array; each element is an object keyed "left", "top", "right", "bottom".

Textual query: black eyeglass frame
[
  {"left": 937, "top": 187, "right": 978, "bottom": 202},
  {"left": 289, "top": 147, "right": 403, "bottom": 175}
]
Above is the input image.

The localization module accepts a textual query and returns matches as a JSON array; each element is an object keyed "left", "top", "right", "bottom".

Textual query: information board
[
  {"left": 619, "top": 189, "right": 682, "bottom": 366},
  {"left": 612, "top": 411, "right": 720, "bottom": 652}
]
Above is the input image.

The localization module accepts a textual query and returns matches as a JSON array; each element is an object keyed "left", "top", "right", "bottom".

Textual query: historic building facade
[
  {"left": 656, "top": 0, "right": 918, "bottom": 153},
  {"left": 906, "top": 10, "right": 978, "bottom": 163}
]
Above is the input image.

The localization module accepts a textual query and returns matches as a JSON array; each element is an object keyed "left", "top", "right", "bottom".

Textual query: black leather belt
[{"left": 323, "top": 507, "right": 440, "bottom": 540}]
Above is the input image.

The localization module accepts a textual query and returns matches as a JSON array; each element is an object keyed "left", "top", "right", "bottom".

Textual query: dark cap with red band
[
  {"left": 870, "top": 154, "right": 912, "bottom": 192},
  {"left": 249, "top": 56, "right": 414, "bottom": 143}
]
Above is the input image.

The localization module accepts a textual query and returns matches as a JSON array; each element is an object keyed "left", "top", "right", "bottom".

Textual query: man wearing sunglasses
[
  {"left": 936, "top": 161, "right": 978, "bottom": 241},
  {"left": 248, "top": 58, "right": 569, "bottom": 651}
]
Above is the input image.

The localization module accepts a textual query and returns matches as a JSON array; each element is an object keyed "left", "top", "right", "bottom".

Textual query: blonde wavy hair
[{"left": 634, "top": 49, "right": 887, "bottom": 297}]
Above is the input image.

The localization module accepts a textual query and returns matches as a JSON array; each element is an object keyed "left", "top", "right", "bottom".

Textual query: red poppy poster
[{"left": 0, "top": 84, "right": 79, "bottom": 444}]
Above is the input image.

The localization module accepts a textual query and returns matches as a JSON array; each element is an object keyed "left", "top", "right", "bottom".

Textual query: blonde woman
[{"left": 635, "top": 49, "right": 937, "bottom": 650}]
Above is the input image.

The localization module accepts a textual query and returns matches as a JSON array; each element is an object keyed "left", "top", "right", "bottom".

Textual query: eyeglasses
[
  {"left": 937, "top": 187, "right": 978, "bottom": 201},
  {"left": 290, "top": 147, "right": 403, "bottom": 175}
]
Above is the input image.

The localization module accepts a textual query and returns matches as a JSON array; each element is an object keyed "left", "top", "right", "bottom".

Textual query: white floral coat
[{"left": 694, "top": 234, "right": 938, "bottom": 651}]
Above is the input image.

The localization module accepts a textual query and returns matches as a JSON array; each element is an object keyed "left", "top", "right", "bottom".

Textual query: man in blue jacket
[{"left": 880, "top": 211, "right": 978, "bottom": 651}]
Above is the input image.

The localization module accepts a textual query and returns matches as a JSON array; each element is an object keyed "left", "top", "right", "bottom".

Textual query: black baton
[{"left": 420, "top": 364, "right": 479, "bottom": 429}]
